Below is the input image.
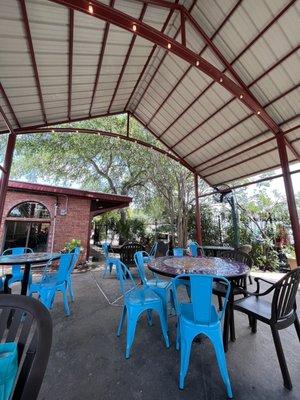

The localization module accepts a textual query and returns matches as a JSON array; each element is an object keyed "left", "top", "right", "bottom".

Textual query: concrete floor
[{"left": 36, "top": 265, "right": 300, "bottom": 400}]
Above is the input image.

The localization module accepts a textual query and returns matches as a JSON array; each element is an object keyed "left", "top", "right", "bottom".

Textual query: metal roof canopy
[{"left": 0, "top": 0, "right": 300, "bottom": 262}]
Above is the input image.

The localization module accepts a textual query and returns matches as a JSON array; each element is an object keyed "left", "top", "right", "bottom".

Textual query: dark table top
[
  {"left": 0, "top": 252, "right": 61, "bottom": 265},
  {"left": 202, "top": 246, "right": 234, "bottom": 251},
  {"left": 148, "top": 256, "right": 249, "bottom": 278}
]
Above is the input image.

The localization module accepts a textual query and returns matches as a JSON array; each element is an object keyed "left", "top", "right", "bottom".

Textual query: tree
[{"left": 8, "top": 115, "right": 202, "bottom": 245}]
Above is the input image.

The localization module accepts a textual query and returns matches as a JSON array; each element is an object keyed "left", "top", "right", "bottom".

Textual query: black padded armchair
[
  {"left": 234, "top": 268, "right": 300, "bottom": 390},
  {"left": 0, "top": 294, "right": 52, "bottom": 399}
]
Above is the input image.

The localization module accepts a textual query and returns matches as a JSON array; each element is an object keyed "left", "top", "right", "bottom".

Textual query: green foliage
[{"left": 63, "top": 239, "right": 82, "bottom": 253}]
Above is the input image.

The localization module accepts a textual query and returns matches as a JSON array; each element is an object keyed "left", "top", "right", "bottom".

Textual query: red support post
[
  {"left": 276, "top": 133, "right": 300, "bottom": 265},
  {"left": 0, "top": 108, "right": 17, "bottom": 223},
  {"left": 194, "top": 173, "right": 202, "bottom": 246}
]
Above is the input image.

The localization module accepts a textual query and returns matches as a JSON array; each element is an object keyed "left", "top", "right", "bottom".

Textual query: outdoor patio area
[{"left": 34, "top": 263, "right": 300, "bottom": 400}]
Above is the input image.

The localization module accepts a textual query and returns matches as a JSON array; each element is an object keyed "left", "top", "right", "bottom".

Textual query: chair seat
[
  {"left": 125, "top": 287, "right": 161, "bottom": 307},
  {"left": 147, "top": 279, "right": 170, "bottom": 290},
  {"left": 234, "top": 296, "right": 272, "bottom": 322},
  {"left": 180, "top": 303, "right": 219, "bottom": 325}
]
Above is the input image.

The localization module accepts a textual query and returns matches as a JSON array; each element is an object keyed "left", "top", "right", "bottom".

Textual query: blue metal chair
[
  {"left": 67, "top": 247, "right": 81, "bottom": 301},
  {"left": 188, "top": 241, "right": 204, "bottom": 257},
  {"left": 102, "top": 242, "right": 118, "bottom": 278},
  {"left": 29, "top": 253, "right": 73, "bottom": 316},
  {"left": 115, "top": 259, "right": 170, "bottom": 358},
  {"left": 2, "top": 247, "right": 33, "bottom": 287},
  {"left": 171, "top": 274, "right": 233, "bottom": 397},
  {"left": 134, "top": 251, "right": 171, "bottom": 320},
  {"left": 143, "top": 242, "right": 158, "bottom": 264},
  {"left": 173, "top": 247, "right": 184, "bottom": 257}
]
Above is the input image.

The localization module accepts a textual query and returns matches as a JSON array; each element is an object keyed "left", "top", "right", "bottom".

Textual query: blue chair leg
[
  {"left": 176, "top": 319, "right": 180, "bottom": 351},
  {"left": 209, "top": 328, "right": 233, "bottom": 398},
  {"left": 68, "top": 276, "right": 75, "bottom": 302},
  {"left": 62, "top": 287, "right": 71, "bottom": 316},
  {"left": 179, "top": 334, "right": 193, "bottom": 389},
  {"left": 125, "top": 310, "right": 139, "bottom": 359},
  {"left": 117, "top": 306, "right": 127, "bottom": 336}
]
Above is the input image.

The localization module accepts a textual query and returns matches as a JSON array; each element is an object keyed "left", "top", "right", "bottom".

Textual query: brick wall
[{"left": 0, "top": 191, "right": 91, "bottom": 259}]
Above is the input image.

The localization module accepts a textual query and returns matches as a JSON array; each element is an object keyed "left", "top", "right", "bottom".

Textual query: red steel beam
[
  {"left": 196, "top": 113, "right": 300, "bottom": 172},
  {"left": 186, "top": 83, "right": 299, "bottom": 161},
  {"left": 107, "top": 4, "right": 147, "bottom": 114},
  {"left": 20, "top": 0, "right": 47, "bottom": 124},
  {"left": 46, "top": 0, "right": 283, "bottom": 132},
  {"left": 178, "top": 45, "right": 300, "bottom": 152},
  {"left": 16, "top": 126, "right": 189, "bottom": 167},
  {"left": 89, "top": 0, "right": 115, "bottom": 116},
  {"left": 276, "top": 133, "right": 300, "bottom": 265},
  {"left": 68, "top": 9, "right": 74, "bottom": 121},
  {"left": 199, "top": 168, "right": 300, "bottom": 198},
  {"left": 204, "top": 135, "right": 300, "bottom": 179},
  {"left": 180, "top": 10, "right": 186, "bottom": 47},
  {"left": 194, "top": 173, "right": 202, "bottom": 245},
  {"left": 124, "top": 3, "right": 178, "bottom": 111},
  {"left": 146, "top": 0, "right": 243, "bottom": 130},
  {"left": 131, "top": 0, "right": 190, "bottom": 115},
  {"left": 200, "top": 121, "right": 300, "bottom": 174},
  {"left": 169, "top": 1, "right": 296, "bottom": 148},
  {"left": 0, "top": 83, "right": 21, "bottom": 128},
  {"left": 139, "top": 0, "right": 181, "bottom": 10},
  {"left": 1, "top": 110, "right": 125, "bottom": 134},
  {"left": 0, "top": 106, "right": 17, "bottom": 223}
]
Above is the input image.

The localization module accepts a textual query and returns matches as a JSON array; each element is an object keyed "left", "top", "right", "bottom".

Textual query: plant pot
[{"left": 287, "top": 257, "right": 298, "bottom": 270}]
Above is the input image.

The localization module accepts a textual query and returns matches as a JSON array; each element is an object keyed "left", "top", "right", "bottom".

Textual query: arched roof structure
[{"left": 0, "top": 0, "right": 299, "bottom": 188}]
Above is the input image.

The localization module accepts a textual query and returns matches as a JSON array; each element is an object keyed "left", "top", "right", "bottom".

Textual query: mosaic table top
[
  {"left": 148, "top": 256, "right": 249, "bottom": 278},
  {"left": 0, "top": 252, "right": 61, "bottom": 265}
]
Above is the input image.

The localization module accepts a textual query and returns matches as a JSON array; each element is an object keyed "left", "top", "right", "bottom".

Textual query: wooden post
[
  {"left": 276, "top": 133, "right": 300, "bottom": 266},
  {"left": 194, "top": 173, "right": 202, "bottom": 245},
  {"left": 0, "top": 106, "right": 17, "bottom": 224}
]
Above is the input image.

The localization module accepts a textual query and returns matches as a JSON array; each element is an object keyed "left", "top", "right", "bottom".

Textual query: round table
[
  {"left": 148, "top": 256, "right": 249, "bottom": 278},
  {"left": 0, "top": 252, "right": 61, "bottom": 295},
  {"left": 148, "top": 256, "right": 250, "bottom": 351}
]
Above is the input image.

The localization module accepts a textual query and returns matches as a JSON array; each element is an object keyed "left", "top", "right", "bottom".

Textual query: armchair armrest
[{"left": 253, "top": 276, "right": 276, "bottom": 295}]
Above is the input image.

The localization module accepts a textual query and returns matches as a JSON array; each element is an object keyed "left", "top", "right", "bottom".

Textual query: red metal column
[
  {"left": 194, "top": 173, "right": 202, "bottom": 245},
  {"left": 276, "top": 133, "right": 300, "bottom": 265},
  {"left": 0, "top": 132, "right": 16, "bottom": 223}
]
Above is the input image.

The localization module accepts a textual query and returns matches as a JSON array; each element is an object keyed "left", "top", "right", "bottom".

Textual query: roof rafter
[
  {"left": 68, "top": 9, "right": 74, "bottom": 121},
  {"left": 107, "top": 3, "right": 147, "bottom": 114},
  {"left": 185, "top": 83, "right": 300, "bottom": 161},
  {"left": 130, "top": 0, "right": 191, "bottom": 115},
  {"left": 146, "top": 0, "right": 243, "bottom": 129},
  {"left": 20, "top": 0, "right": 47, "bottom": 124},
  {"left": 124, "top": 2, "right": 179, "bottom": 111},
  {"left": 0, "top": 83, "right": 21, "bottom": 128},
  {"left": 89, "top": 0, "right": 115, "bottom": 116},
  {"left": 160, "top": 0, "right": 295, "bottom": 145},
  {"left": 196, "top": 113, "right": 300, "bottom": 171},
  {"left": 172, "top": 45, "right": 299, "bottom": 151}
]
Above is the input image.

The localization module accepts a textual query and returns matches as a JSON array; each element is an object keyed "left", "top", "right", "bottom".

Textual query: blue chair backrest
[
  {"left": 102, "top": 242, "right": 110, "bottom": 258},
  {"left": 173, "top": 248, "right": 184, "bottom": 257},
  {"left": 55, "top": 253, "right": 73, "bottom": 285},
  {"left": 69, "top": 247, "right": 80, "bottom": 274},
  {"left": 189, "top": 242, "right": 198, "bottom": 257},
  {"left": 2, "top": 247, "right": 33, "bottom": 256},
  {"left": 114, "top": 259, "right": 137, "bottom": 296},
  {"left": 172, "top": 274, "right": 230, "bottom": 324},
  {"left": 149, "top": 242, "right": 158, "bottom": 258},
  {"left": 134, "top": 251, "right": 147, "bottom": 284}
]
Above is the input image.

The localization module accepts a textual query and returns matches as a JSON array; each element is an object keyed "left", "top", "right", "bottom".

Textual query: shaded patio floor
[{"left": 35, "top": 265, "right": 300, "bottom": 400}]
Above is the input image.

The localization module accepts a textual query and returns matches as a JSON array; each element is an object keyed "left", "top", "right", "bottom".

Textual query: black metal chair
[
  {"left": 0, "top": 294, "right": 52, "bottom": 399},
  {"left": 234, "top": 268, "right": 300, "bottom": 390},
  {"left": 119, "top": 242, "right": 145, "bottom": 268},
  {"left": 213, "top": 250, "right": 253, "bottom": 348}
]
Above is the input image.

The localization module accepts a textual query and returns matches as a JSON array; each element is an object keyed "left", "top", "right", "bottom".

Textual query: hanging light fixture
[{"left": 88, "top": 3, "right": 93, "bottom": 14}]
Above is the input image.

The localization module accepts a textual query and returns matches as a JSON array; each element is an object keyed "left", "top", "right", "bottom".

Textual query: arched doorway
[{"left": 3, "top": 201, "right": 51, "bottom": 252}]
